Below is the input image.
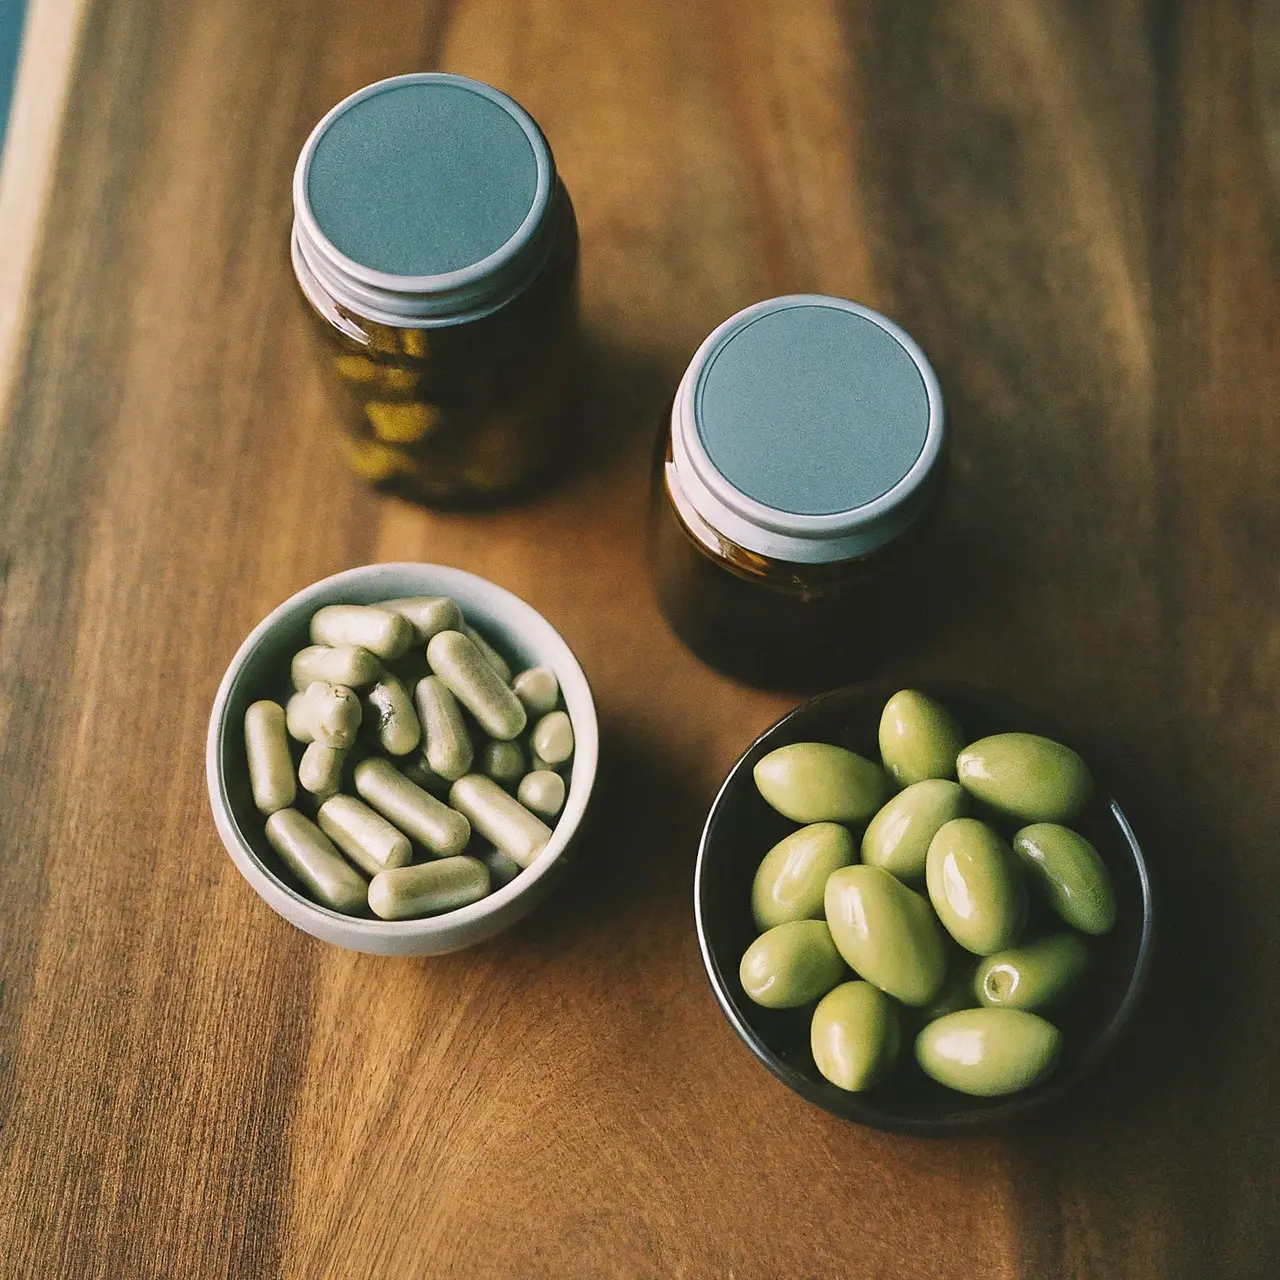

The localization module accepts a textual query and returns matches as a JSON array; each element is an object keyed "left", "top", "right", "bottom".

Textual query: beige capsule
[
  {"left": 462, "top": 623, "right": 513, "bottom": 684},
  {"left": 285, "top": 692, "right": 314, "bottom": 744},
  {"left": 397, "top": 753, "right": 453, "bottom": 796},
  {"left": 310, "top": 604, "right": 414, "bottom": 661},
  {"left": 479, "top": 739, "right": 525, "bottom": 788},
  {"left": 512, "top": 666, "right": 559, "bottom": 717},
  {"left": 379, "top": 596, "right": 464, "bottom": 643},
  {"left": 365, "top": 674, "right": 421, "bottom": 756},
  {"left": 427, "top": 630, "right": 527, "bottom": 741},
  {"left": 368, "top": 856, "right": 490, "bottom": 920},
  {"left": 414, "top": 675, "right": 474, "bottom": 781},
  {"left": 290, "top": 644, "right": 383, "bottom": 691},
  {"left": 353, "top": 756, "right": 470, "bottom": 857},
  {"left": 244, "top": 701, "right": 296, "bottom": 815},
  {"left": 530, "top": 711, "right": 574, "bottom": 766},
  {"left": 449, "top": 774, "right": 552, "bottom": 868},
  {"left": 317, "top": 794, "right": 413, "bottom": 876},
  {"left": 297, "top": 742, "right": 347, "bottom": 798},
  {"left": 264, "top": 808, "right": 368, "bottom": 914},
  {"left": 301, "top": 681, "right": 362, "bottom": 749},
  {"left": 517, "top": 770, "right": 565, "bottom": 820}
]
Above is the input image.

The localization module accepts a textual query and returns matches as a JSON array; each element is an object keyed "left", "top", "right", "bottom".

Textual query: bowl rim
[
  {"left": 693, "top": 681, "right": 1156, "bottom": 1135},
  {"left": 206, "top": 562, "right": 599, "bottom": 938}
]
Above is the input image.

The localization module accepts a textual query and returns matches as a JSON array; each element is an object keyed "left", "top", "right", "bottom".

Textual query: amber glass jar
[
  {"left": 650, "top": 295, "right": 946, "bottom": 691},
  {"left": 291, "top": 74, "right": 579, "bottom": 505}
]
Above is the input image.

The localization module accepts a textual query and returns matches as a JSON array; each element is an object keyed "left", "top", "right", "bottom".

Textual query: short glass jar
[
  {"left": 650, "top": 295, "right": 946, "bottom": 691},
  {"left": 291, "top": 74, "right": 579, "bottom": 506}
]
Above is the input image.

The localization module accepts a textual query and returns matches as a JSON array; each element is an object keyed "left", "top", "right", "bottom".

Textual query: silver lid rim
[
  {"left": 670, "top": 295, "right": 946, "bottom": 564},
  {"left": 292, "top": 73, "right": 556, "bottom": 324}
]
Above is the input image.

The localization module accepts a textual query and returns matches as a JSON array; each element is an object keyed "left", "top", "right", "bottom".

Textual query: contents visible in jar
[
  {"left": 241, "top": 596, "right": 575, "bottom": 919},
  {"left": 737, "top": 689, "right": 1117, "bottom": 1098}
]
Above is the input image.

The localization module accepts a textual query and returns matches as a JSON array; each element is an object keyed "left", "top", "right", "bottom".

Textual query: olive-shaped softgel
[
  {"left": 974, "top": 934, "right": 1089, "bottom": 1011},
  {"left": 915, "top": 1008, "right": 1062, "bottom": 1096},
  {"left": 1012, "top": 823, "right": 1116, "bottom": 935},
  {"left": 879, "top": 690, "right": 965, "bottom": 787},
  {"left": 753, "top": 743, "right": 887, "bottom": 825},
  {"left": 925, "top": 818, "right": 1027, "bottom": 956},
  {"left": 810, "top": 981, "right": 901, "bottom": 1091},
  {"left": 824, "top": 865, "right": 947, "bottom": 1007},
  {"left": 861, "top": 779, "right": 968, "bottom": 882},
  {"left": 956, "top": 733, "right": 1094, "bottom": 824},
  {"left": 751, "top": 823, "right": 856, "bottom": 930},
  {"left": 739, "top": 920, "right": 847, "bottom": 1009}
]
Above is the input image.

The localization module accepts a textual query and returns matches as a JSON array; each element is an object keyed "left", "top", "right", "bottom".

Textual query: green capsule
[
  {"left": 368, "top": 856, "right": 490, "bottom": 920},
  {"left": 956, "top": 733, "right": 1094, "bottom": 823},
  {"left": 512, "top": 666, "right": 560, "bottom": 716},
  {"left": 379, "top": 596, "right": 463, "bottom": 643},
  {"left": 925, "top": 818, "right": 1027, "bottom": 955},
  {"left": 879, "top": 690, "right": 964, "bottom": 787},
  {"left": 365, "top": 673, "right": 421, "bottom": 756},
  {"left": 290, "top": 644, "right": 383, "bottom": 691},
  {"left": 751, "top": 822, "right": 856, "bottom": 930},
  {"left": 479, "top": 739, "right": 525, "bottom": 787},
  {"left": 810, "top": 981, "right": 901, "bottom": 1091},
  {"left": 861, "top": 779, "right": 968, "bottom": 882},
  {"left": 448, "top": 774, "right": 552, "bottom": 869},
  {"left": 427, "top": 630, "right": 527, "bottom": 741},
  {"left": 753, "top": 743, "right": 887, "bottom": 825},
  {"left": 516, "top": 770, "right": 565, "bottom": 819},
  {"left": 264, "top": 808, "right": 368, "bottom": 914},
  {"left": 915, "top": 1008, "right": 1062, "bottom": 1096},
  {"left": 299, "top": 681, "right": 362, "bottom": 750},
  {"left": 414, "top": 675, "right": 474, "bottom": 782},
  {"left": 353, "top": 757, "right": 471, "bottom": 857},
  {"left": 297, "top": 742, "right": 347, "bottom": 799},
  {"left": 739, "top": 920, "right": 847, "bottom": 1010},
  {"left": 824, "top": 865, "right": 947, "bottom": 1007},
  {"left": 1012, "top": 823, "right": 1117, "bottom": 935},
  {"left": 530, "top": 710, "right": 574, "bottom": 766},
  {"left": 317, "top": 793, "right": 412, "bottom": 876},
  {"left": 462, "top": 623, "right": 513, "bottom": 684},
  {"left": 974, "top": 933, "right": 1090, "bottom": 1011},
  {"left": 244, "top": 701, "right": 296, "bottom": 815}
]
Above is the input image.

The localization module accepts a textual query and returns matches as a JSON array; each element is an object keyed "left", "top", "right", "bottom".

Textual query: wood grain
[{"left": 1, "top": 0, "right": 1278, "bottom": 1276}]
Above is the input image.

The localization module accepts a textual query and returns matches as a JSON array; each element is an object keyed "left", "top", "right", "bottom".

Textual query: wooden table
[{"left": 2, "top": 2, "right": 1277, "bottom": 1275}]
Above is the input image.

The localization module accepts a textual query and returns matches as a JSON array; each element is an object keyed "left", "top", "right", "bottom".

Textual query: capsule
[
  {"left": 285, "top": 692, "right": 315, "bottom": 744},
  {"left": 317, "top": 793, "right": 413, "bottom": 876},
  {"left": 244, "top": 701, "right": 296, "bottom": 815},
  {"left": 512, "top": 666, "right": 559, "bottom": 716},
  {"left": 301, "top": 681, "right": 362, "bottom": 749},
  {"left": 530, "top": 711, "right": 574, "bottom": 766},
  {"left": 414, "top": 675, "right": 474, "bottom": 781},
  {"left": 353, "top": 757, "right": 471, "bottom": 857},
  {"left": 427, "top": 631, "right": 527, "bottom": 741},
  {"left": 365, "top": 674, "right": 421, "bottom": 756},
  {"left": 290, "top": 644, "right": 383, "bottom": 691},
  {"left": 479, "top": 739, "right": 525, "bottom": 787},
  {"left": 397, "top": 753, "right": 452, "bottom": 796},
  {"left": 368, "top": 856, "right": 490, "bottom": 920},
  {"left": 517, "top": 770, "right": 566, "bottom": 819},
  {"left": 310, "top": 604, "right": 414, "bottom": 661},
  {"left": 297, "top": 742, "right": 347, "bottom": 797},
  {"left": 481, "top": 845, "right": 524, "bottom": 889},
  {"left": 462, "top": 623, "right": 513, "bottom": 683},
  {"left": 264, "top": 808, "right": 368, "bottom": 913},
  {"left": 379, "top": 596, "right": 464, "bottom": 643},
  {"left": 449, "top": 774, "right": 552, "bottom": 868}
]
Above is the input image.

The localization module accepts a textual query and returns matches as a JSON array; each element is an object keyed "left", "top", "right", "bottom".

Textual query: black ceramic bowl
[{"left": 694, "top": 683, "right": 1154, "bottom": 1135}]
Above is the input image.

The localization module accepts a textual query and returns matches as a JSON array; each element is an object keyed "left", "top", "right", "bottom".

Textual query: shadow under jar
[
  {"left": 291, "top": 73, "right": 579, "bottom": 506},
  {"left": 650, "top": 295, "right": 947, "bottom": 691}
]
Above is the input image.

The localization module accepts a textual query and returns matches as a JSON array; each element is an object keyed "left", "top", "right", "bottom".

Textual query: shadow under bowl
[{"left": 694, "top": 682, "right": 1154, "bottom": 1135}]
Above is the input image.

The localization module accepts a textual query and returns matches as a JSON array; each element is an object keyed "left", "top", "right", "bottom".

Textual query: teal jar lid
[
  {"left": 292, "top": 74, "right": 556, "bottom": 326},
  {"left": 671, "top": 296, "right": 945, "bottom": 563}
]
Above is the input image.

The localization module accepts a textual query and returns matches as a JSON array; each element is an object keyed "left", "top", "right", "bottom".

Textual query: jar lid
[
  {"left": 292, "top": 74, "right": 556, "bottom": 326},
  {"left": 671, "top": 296, "right": 945, "bottom": 563}
]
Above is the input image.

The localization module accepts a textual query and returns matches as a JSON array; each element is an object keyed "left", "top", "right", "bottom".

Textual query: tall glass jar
[
  {"left": 291, "top": 74, "right": 579, "bottom": 506},
  {"left": 650, "top": 295, "right": 946, "bottom": 691}
]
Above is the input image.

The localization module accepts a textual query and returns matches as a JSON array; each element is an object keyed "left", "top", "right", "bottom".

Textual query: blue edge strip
[{"left": 0, "top": 0, "right": 27, "bottom": 158}]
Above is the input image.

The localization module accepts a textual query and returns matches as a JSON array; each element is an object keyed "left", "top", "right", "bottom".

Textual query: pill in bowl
[{"left": 208, "top": 564, "right": 598, "bottom": 955}]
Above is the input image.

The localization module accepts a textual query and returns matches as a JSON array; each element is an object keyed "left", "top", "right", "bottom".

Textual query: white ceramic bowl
[{"left": 206, "top": 563, "right": 598, "bottom": 954}]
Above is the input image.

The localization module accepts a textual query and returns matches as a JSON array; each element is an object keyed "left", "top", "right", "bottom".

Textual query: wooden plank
[{"left": 0, "top": 0, "right": 1277, "bottom": 1275}]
